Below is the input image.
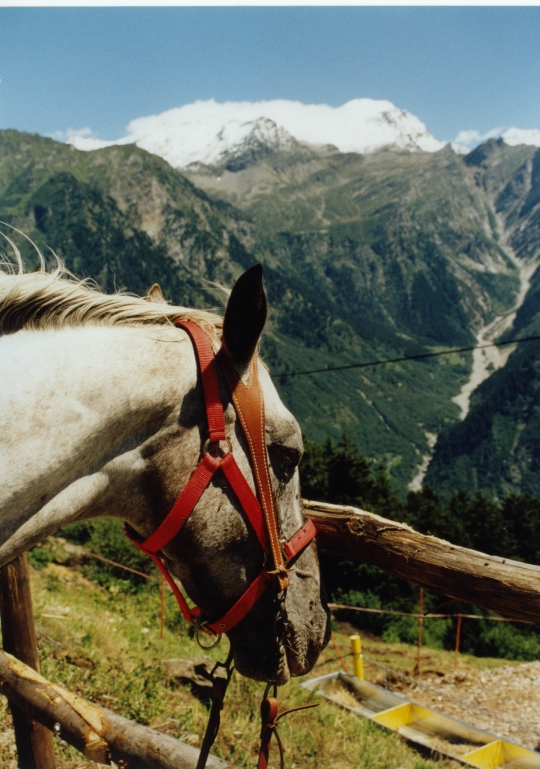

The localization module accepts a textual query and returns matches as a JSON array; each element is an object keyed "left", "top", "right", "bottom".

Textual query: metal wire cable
[
  {"left": 328, "top": 602, "right": 537, "bottom": 624},
  {"left": 272, "top": 333, "right": 540, "bottom": 379}
]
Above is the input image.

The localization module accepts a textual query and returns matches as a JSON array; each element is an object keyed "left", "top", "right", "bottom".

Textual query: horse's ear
[
  {"left": 145, "top": 283, "right": 167, "bottom": 304},
  {"left": 223, "top": 264, "right": 267, "bottom": 365}
]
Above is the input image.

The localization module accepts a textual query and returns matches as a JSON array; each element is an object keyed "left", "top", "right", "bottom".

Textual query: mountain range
[
  {"left": 1, "top": 108, "right": 540, "bottom": 498},
  {"left": 67, "top": 98, "right": 446, "bottom": 164},
  {"left": 66, "top": 98, "right": 540, "bottom": 161}
]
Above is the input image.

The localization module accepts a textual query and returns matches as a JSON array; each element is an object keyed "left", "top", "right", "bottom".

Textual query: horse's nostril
[{"left": 293, "top": 568, "right": 317, "bottom": 578}]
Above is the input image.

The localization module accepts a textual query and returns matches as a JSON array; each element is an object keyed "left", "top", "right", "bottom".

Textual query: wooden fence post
[
  {"left": 415, "top": 588, "right": 424, "bottom": 675},
  {"left": 454, "top": 613, "right": 463, "bottom": 670},
  {"left": 0, "top": 553, "right": 56, "bottom": 769}
]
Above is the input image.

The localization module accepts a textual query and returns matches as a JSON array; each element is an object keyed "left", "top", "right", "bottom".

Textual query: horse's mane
[{"left": 0, "top": 237, "right": 223, "bottom": 336}]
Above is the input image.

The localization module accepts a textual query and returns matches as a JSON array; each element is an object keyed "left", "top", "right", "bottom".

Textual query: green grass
[{"left": 0, "top": 548, "right": 514, "bottom": 769}]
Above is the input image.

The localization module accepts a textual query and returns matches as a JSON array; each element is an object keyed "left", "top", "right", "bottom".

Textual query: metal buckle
[{"left": 203, "top": 438, "right": 233, "bottom": 457}]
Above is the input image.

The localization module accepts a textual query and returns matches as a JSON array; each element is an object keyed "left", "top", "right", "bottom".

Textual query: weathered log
[
  {"left": 0, "top": 650, "right": 237, "bottom": 769},
  {"left": 304, "top": 499, "right": 540, "bottom": 624},
  {"left": 0, "top": 554, "right": 56, "bottom": 769}
]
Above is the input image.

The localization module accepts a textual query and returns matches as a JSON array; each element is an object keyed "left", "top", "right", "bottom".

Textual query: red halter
[{"left": 126, "top": 320, "right": 316, "bottom": 638}]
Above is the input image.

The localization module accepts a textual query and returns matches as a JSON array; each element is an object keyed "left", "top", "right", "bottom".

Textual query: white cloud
[
  {"left": 64, "top": 98, "right": 445, "bottom": 167},
  {"left": 67, "top": 134, "right": 121, "bottom": 151},
  {"left": 452, "top": 125, "right": 540, "bottom": 154},
  {"left": 57, "top": 102, "right": 540, "bottom": 167},
  {"left": 502, "top": 127, "right": 540, "bottom": 148},
  {"left": 48, "top": 127, "right": 94, "bottom": 143},
  {"left": 451, "top": 127, "right": 503, "bottom": 154}
]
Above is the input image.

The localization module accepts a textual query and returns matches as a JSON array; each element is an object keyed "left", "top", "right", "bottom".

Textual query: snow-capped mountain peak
[
  {"left": 227, "top": 117, "right": 297, "bottom": 152},
  {"left": 67, "top": 98, "right": 446, "bottom": 168},
  {"left": 211, "top": 117, "right": 300, "bottom": 165}
]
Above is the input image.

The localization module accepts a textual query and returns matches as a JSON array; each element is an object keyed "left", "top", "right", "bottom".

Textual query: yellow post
[{"left": 350, "top": 635, "right": 364, "bottom": 680}]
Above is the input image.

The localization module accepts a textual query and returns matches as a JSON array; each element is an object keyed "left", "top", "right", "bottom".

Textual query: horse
[{"left": 0, "top": 248, "right": 330, "bottom": 686}]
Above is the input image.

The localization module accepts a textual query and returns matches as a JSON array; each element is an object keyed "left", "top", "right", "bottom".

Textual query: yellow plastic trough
[{"left": 302, "top": 672, "right": 540, "bottom": 768}]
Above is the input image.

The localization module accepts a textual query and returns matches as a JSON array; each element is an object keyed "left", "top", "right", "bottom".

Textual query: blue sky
[{"left": 0, "top": 6, "right": 539, "bottom": 145}]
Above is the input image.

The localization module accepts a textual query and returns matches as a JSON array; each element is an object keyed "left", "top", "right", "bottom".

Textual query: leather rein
[{"left": 126, "top": 320, "right": 317, "bottom": 767}]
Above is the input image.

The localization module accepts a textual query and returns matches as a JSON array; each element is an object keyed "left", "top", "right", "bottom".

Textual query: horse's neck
[{"left": 0, "top": 325, "right": 195, "bottom": 563}]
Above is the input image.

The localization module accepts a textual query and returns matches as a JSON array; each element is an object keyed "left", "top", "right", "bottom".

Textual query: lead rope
[
  {"left": 195, "top": 647, "right": 235, "bottom": 769},
  {"left": 257, "top": 685, "right": 319, "bottom": 769}
]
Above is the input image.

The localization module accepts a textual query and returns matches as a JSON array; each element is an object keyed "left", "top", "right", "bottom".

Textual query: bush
[
  {"left": 60, "top": 518, "right": 155, "bottom": 591},
  {"left": 301, "top": 434, "right": 540, "bottom": 661}
]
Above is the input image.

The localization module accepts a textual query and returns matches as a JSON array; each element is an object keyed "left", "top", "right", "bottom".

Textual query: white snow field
[{"left": 66, "top": 98, "right": 446, "bottom": 167}]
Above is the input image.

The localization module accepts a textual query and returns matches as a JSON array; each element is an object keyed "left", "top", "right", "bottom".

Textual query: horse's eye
[{"left": 268, "top": 444, "right": 302, "bottom": 482}]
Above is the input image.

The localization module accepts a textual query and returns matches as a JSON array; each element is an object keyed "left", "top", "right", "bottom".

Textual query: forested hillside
[{"left": 300, "top": 436, "right": 540, "bottom": 660}]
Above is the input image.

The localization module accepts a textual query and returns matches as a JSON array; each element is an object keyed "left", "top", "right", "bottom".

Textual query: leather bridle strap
[
  {"left": 126, "top": 319, "right": 316, "bottom": 637},
  {"left": 195, "top": 649, "right": 235, "bottom": 769},
  {"left": 184, "top": 321, "right": 227, "bottom": 443},
  {"left": 257, "top": 696, "right": 320, "bottom": 769},
  {"left": 218, "top": 350, "right": 289, "bottom": 590}
]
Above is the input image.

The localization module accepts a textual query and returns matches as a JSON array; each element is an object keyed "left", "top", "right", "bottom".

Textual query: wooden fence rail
[
  {"left": 304, "top": 499, "right": 540, "bottom": 624},
  {"left": 0, "top": 649, "right": 237, "bottom": 769},
  {"left": 0, "top": 554, "right": 239, "bottom": 769}
]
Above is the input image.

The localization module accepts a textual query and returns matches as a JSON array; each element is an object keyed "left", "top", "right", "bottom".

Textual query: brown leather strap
[
  {"left": 258, "top": 696, "right": 282, "bottom": 769},
  {"left": 218, "top": 351, "right": 289, "bottom": 590},
  {"left": 257, "top": 695, "right": 320, "bottom": 769}
]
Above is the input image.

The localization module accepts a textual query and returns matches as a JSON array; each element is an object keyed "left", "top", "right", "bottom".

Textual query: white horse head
[{"left": 0, "top": 256, "right": 330, "bottom": 683}]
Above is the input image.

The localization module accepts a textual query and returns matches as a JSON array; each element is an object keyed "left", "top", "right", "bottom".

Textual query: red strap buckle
[{"left": 283, "top": 519, "right": 317, "bottom": 561}]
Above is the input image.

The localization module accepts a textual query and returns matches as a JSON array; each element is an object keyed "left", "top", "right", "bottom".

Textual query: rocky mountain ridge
[{"left": 186, "top": 135, "right": 540, "bottom": 496}]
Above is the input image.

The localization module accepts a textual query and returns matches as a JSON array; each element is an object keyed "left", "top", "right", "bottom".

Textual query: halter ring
[
  {"left": 195, "top": 628, "right": 223, "bottom": 650},
  {"left": 203, "top": 438, "right": 233, "bottom": 457}
]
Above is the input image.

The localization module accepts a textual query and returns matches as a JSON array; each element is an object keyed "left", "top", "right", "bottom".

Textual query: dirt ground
[{"left": 370, "top": 660, "right": 540, "bottom": 751}]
